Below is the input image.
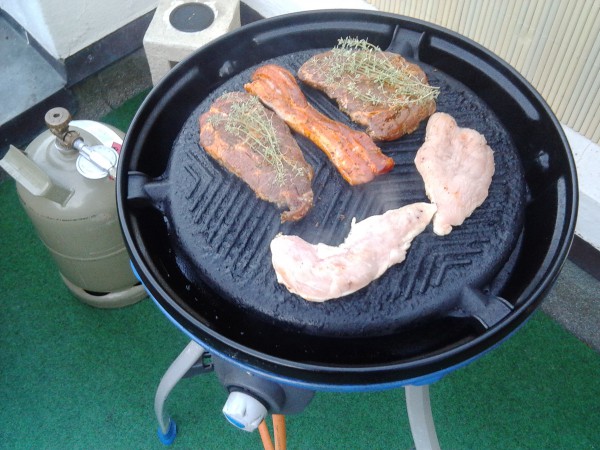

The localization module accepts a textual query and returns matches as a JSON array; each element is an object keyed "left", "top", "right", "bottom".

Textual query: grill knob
[{"left": 222, "top": 391, "right": 267, "bottom": 432}]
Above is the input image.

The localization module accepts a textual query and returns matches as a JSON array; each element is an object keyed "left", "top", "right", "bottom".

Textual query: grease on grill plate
[{"left": 162, "top": 48, "right": 525, "bottom": 337}]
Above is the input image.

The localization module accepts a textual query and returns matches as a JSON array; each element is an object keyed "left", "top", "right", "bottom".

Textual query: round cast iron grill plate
[{"left": 157, "top": 49, "right": 524, "bottom": 337}]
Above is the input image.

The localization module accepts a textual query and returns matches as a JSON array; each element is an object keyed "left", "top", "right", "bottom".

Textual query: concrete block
[{"left": 143, "top": 0, "right": 240, "bottom": 85}]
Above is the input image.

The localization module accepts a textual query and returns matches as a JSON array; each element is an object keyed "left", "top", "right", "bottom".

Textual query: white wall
[
  {"left": 368, "top": 0, "right": 600, "bottom": 145},
  {"left": 0, "top": 0, "right": 156, "bottom": 60},
  {"left": 243, "top": 0, "right": 375, "bottom": 17}
]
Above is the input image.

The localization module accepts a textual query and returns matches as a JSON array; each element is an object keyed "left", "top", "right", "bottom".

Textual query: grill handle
[
  {"left": 449, "top": 286, "right": 514, "bottom": 330},
  {"left": 386, "top": 25, "right": 425, "bottom": 59},
  {"left": 126, "top": 171, "right": 169, "bottom": 211}
]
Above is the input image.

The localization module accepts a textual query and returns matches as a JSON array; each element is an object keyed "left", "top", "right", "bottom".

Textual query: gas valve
[
  {"left": 222, "top": 391, "right": 268, "bottom": 432},
  {"left": 45, "top": 107, "right": 118, "bottom": 179}
]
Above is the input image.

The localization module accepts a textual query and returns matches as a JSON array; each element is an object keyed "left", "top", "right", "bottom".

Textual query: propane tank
[{"left": 0, "top": 107, "right": 146, "bottom": 308}]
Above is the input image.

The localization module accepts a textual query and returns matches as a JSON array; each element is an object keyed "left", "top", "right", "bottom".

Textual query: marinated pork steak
[
  {"left": 298, "top": 38, "right": 438, "bottom": 141},
  {"left": 244, "top": 64, "right": 394, "bottom": 186},
  {"left": 415, "top": 112, "right": 495, "bottom": 236},
  {"left": 271, "top": 202, "right": 437, "bottom": 302},
  {"left": 199, "top": 92, "right": 314, "bottom": 222}
]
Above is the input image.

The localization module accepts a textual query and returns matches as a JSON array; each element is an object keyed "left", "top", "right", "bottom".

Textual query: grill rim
[{"left": 116, "top": 9, "right": 578, "bottom": 387}]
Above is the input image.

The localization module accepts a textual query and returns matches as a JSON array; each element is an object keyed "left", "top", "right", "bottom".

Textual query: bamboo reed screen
[{"left": 368, "top": 0, "right": 600, "bottom": 144}]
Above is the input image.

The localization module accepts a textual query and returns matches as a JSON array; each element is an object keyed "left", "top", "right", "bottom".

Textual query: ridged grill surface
[{"left": 155, "top": 49, "right": 525, "bottom": 336}]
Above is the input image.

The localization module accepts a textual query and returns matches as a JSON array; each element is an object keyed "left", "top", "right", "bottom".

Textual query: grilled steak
[
  {"left": 415, "top": 112, "right": 495, "bottom": 236},
  {"left": 298, "top": 38, "right": 438, "bottom": 141},
  {"left": 244, "top": 64, "right": 394, "bottom": 185},
  {"left": 270, "top": 202, "right": 437, "bottom": 301},
  {"left": 199, "top": 91, "right": 314, "bottom": 222}
]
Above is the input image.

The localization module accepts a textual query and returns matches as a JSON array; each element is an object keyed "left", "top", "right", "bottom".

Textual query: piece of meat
[
  {"left": 298, "top": 46, "right": 437, "bottom": 141},
  {"left": 199, "top": 91, "right": 314, "bottom": 222},
  {"left": 414, "top": 112, "right": 495, "bottom": 236},
  {"left": 270, "top": 202, "right": 437, "bottom": 302},
  {"left": 244, "top": 64, "right": 394, "bottom": 186}
]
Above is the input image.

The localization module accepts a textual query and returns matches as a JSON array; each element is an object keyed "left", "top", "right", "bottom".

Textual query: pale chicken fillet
[
  {"left": 414, "top": 112, "right": 495, "bottom": 236},
  {"left": 270, "top": 202, "right": 437, "bottom": 302}
]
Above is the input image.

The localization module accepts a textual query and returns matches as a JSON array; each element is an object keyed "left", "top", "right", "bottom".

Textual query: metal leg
[
  {"left": 154, "top": 341, "right": 206, "bottom": 445},
  {"left": 405, "top": 384, "right": 441, "bottom": 450}
]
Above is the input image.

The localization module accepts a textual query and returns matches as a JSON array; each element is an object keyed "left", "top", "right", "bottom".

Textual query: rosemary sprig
[
  {"left": 323, "top": 37, "right": 439, "bottom": 110},
  {"left": 208, "top": 94, "right": 307, "bottom": 185}
]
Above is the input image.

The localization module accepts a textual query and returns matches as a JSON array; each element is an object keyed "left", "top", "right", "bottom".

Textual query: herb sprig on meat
[
  {"left": 324, "top": 37, "right": 439, "bottom": 110},
  {"left": 207, "top": 94, "right": 308, "bottom": 186}
]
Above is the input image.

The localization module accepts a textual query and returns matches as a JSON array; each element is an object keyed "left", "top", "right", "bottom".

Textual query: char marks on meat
[
  {"left": 270, "top": 202, "right": 437, "bottom": 302},
  {"left": 415, "top": 112, "right": 495, "bottom": 236},
  {"left": 199, "top": 91, "right": 314, "bottom": 222},
  {"left": 244, "top": 64, "right": 394, "bottom": 186},
  {"left": 298, "top": 38, "right": 438, "bottom": 141}
]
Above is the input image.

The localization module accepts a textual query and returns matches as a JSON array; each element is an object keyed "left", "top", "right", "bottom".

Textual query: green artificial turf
[{"left": 1, "top": 93, "right": 599, "bottom": 449}]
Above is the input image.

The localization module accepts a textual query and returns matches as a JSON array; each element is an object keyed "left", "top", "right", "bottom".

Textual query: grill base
[{"left": 154, "top": 339, "right": 440, "bottom": 447}]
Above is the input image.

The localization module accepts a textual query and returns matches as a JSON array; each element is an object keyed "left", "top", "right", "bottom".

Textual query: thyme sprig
[
  {"left": 208, "top": 94, "right": 307, "bottom": 185},
  {"left": 324, "top": 37, "right": 439, "bottom": 110}
]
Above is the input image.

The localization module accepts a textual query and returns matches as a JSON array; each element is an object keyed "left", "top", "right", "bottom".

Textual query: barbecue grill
[{"left": 117, "top": 10, "right": 577, "bottom": 448}]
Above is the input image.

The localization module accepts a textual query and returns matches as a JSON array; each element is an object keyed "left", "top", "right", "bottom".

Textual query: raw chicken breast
[
  {"left": 414, "top": 112, "right": 495, "bottom": 236},
  {"left": 270, "top": 202, "right": 437, "bottom": 302}
]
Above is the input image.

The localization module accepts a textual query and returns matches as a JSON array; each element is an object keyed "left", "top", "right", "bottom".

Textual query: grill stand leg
[
  {"left": 405, "top": 384, "right": 441, "bottom": 450},
  {"left": 153, "top": 343, "right": 440, "bottom": 448},
  {"left": 154, "top": 341, "right": 207, "bottom": 445}
]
